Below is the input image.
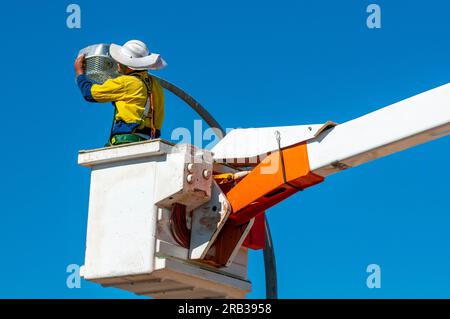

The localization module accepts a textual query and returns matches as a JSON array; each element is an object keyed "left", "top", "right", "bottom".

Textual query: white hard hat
[{"left": 109, "top": 40, "right": 167, "bottom": 70}]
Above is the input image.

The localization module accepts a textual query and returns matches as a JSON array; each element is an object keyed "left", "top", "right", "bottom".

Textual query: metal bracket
[{"left": 189, "top": 181, "right": 231, "bottom": 260}]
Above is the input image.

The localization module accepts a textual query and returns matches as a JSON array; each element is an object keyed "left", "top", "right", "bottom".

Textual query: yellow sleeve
[{"left": 91, "top": 76, "right": 127, "bottom": 102}]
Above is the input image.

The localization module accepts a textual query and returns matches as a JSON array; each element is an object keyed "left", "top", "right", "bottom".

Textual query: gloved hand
[{"left": 74, "top": 54, "right": 86, "bottom": 76}]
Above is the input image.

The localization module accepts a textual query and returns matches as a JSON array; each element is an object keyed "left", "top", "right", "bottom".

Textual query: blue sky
[{"left": 0, "top": 0, "right": 449, "bottom": 298}]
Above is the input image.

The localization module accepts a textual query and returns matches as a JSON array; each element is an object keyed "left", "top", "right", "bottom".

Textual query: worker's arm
[
  {"left": 77, "top": 76, "right": 126, "bottom": 103},
  {"left": 74, "top": 54, "right": 126, "bottom": 103},
  {"left": 76, "top": 74, "right": 97, "bottom": 102},
  {"left": 74, "top": 54, "right": 96, "bottom": 102}
]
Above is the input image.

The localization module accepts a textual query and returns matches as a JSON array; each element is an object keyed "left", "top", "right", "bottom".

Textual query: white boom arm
[
  {"left": 213, "top": 83, "right": 450, "bottom": 176},
  {"left": 77, "top": 83, "right": 450, "bottom": 299},
  {"left": 308, "top": 83, "right": 450, "bottom": 177}
]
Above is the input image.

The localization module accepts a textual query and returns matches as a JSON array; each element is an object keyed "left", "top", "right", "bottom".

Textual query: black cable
[
  {"left": 263, "top": 215, "right": 278, "bottom": 299},
  {"left": 275, "top": 130, "right": 303, "bottom": 191}
]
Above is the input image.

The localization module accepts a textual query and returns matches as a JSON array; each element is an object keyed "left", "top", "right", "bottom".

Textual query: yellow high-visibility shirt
[{"left": 78, "top": 72, "right": 164, "bottom": 130}]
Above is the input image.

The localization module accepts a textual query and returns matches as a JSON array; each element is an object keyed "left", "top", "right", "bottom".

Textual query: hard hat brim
[{"left": 109, "top": 43, "right": 167, "bottom": 70}]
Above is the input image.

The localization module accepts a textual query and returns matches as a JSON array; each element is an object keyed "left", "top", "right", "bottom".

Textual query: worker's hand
[{"left": 74, "top": 54, "right": 86, "bottom": 76}]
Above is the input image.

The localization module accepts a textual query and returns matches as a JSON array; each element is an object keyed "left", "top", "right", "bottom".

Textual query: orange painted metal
[
  {"left": 206, "top": 142, "right": 325, "bottom": 265},
  {"left": 243, "top": 212, "right": 266, "bottom": 250},
  {"left": 226, "top": 142, "right": 324, "bottom": 225}
]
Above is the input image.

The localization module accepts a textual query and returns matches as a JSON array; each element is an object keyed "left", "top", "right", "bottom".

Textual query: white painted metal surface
[
  {"left": 154, "top": 144, "right": 214, "bottom": 212},
  {"left": 189, "top": 181, "right": 231, "bottom": 260},
  {"left": 78, "top": 139, "right": 250, "bottom": 299},
  {"left": 78, "top": 138, "right": 173, "bottom": 167},
  {"left": 78, "top": 83, "right": 450, "bottom": 299},
  {"left": 211, "top": 122, "right": 336, "bottom": 165},
  {"left": 307, "top": 83, "right": 450, "bottom": 177}
]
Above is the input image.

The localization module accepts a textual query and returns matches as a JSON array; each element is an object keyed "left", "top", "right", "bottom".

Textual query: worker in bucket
[{"left": 75, "top": 40, "right": 167, "bottom": 146}]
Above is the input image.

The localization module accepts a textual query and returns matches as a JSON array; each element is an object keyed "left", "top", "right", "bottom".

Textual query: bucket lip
[{"left": 78, "top": 43, "right": 111, "bottom": 58}]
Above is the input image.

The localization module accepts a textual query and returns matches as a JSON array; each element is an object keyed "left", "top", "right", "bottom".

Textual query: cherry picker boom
[{"left": 78, "top": 83, "right": 450, "bottom": 298}]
